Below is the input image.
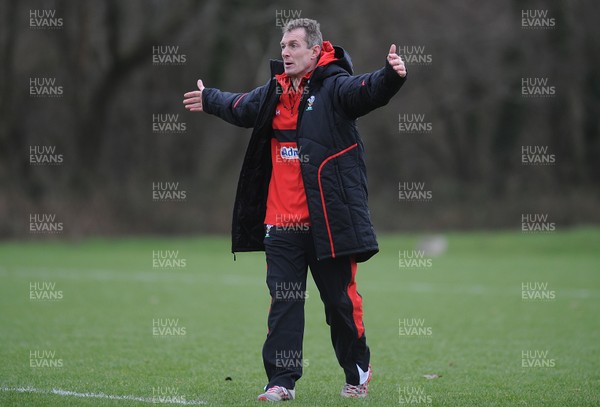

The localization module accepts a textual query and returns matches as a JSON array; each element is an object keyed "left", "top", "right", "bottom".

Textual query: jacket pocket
[
  {"left": 334, "top": 162, "right": 348, "bottom": 204},
  {"left": 316, "top": 143, "right": 359, "bottom": 258}
]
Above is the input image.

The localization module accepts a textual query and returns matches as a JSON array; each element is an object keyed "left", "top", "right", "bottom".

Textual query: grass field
[{"left": 1, "top": 228, "right": 599, "bottom": 406}]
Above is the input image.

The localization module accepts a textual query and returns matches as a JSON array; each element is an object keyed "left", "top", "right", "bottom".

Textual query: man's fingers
[
  {"left": 389, "top": 44, "right": 396, "bottom": 55},
  {"left": 184, "top": 91, "right": 201, "bottom": 98},
  {"left": 184, "top": 102, "right": 203, "bottom": 111},
  {"left": 183, "top": 97, "right": 201, "bottom": 105},
  {"left": 394, "top": 63, "right": 407, "bottom": 78},
  {"left": 183, "top": 80, "right": 204, "bottom": 112},
  {"left": 386, "top": 48, "right": 407, "bottom": 78}
]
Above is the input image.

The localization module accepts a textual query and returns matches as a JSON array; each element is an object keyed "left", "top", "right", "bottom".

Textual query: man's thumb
[
  {"left": 197, "top": 79, "right": 205, "bottom": 91},
  {"left": 389, "top": 44, "right": 396, "bottom": 55}
]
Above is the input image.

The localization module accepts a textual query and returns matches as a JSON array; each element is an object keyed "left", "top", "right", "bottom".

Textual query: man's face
[{"left": 280, "top": 28, "right": 320, "bottom": 79}]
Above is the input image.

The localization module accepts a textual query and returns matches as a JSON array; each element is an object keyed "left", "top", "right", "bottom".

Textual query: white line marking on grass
[
  {"left": 2, "top": 267, "right": 599, "bottom": 299},
  {"left": 0, "top": 266, "right": 263, "bottom": 286},
  {"left": 0, "top": 386, "right": 206, "bottom": 405}
]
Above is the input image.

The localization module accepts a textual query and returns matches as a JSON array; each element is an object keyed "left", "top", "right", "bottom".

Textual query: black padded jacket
[{"left": 202, "top": 45, "right": 406, "bottom": 262}]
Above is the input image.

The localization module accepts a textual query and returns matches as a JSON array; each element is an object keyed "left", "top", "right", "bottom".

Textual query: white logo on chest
[{"left": 279, "top": 146, "right": 299, "bottom": 160}]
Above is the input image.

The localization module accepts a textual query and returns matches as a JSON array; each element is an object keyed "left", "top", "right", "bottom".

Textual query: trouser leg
[
  {"left": 262, "top": 229, "right": 308, "bottom": 390},
  {"left": 309, "top": 253, "right": 370, "bottom": 385}
]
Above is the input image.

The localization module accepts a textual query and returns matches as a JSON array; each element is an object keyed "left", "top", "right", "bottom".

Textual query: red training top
[{"left": 264, "top": 42, "right": 337, "bottom": 227}]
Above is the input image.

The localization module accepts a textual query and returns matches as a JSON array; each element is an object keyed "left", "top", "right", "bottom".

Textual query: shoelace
[
  {"left": 344, "top": 384, "right": 365, "bottom": 393},
  {"left": 266, "top": 386, "right": 287, "bottom": 395}
]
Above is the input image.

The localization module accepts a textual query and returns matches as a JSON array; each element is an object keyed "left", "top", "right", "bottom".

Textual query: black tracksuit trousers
[{"left": 262, "top": 226, "right": 370, "bottom": 390}]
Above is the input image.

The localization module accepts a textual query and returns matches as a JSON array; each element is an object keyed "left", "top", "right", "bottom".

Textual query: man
[{"left": 183, "top": 18, "right": 406, "bottom": 401}]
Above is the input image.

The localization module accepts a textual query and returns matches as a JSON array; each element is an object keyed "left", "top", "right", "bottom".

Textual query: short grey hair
[{"left": 282, "top": 18, "right": 323, "bottom": 48}]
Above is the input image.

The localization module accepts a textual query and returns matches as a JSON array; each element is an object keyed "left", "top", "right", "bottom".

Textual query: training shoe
[
  {"left": 257, "top": 385, "right": 296, "bottom": 401},
  {"left": 341, "top": 364, "right": 372, "bottom": 398}
]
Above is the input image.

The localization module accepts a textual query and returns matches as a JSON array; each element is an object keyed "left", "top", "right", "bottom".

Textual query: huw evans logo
[
  {"left": 399, "top": 318, "right": 432, "bottom": 337},
  {"left": 151, "top": 387, "right": 186, "bottom": 404},
  {"left": 521, "top": 10, "right": 555, "bottom": 29},
  {"left": 275, "top": 350, "right": 309, "bottom": 369},
  {"left": 275, "top": 78, "right": 309, "bottom": 96},
  {"left": 152, "top": 250, "right": 187, "bottom": 269},
  {"left": 152, "top": 114, "right": 186, "bottom": 134},
  {"left": 29, "top": 213, "right": 63, "bottom": 234},
  {"left": 399, "top": 182, "right": 432, "bottom": 202},
  {"left": 29, "top": 145, "right": 63, "bottom": 165},
  {"left": 521, "top": 145, "right": 555, "bottom": 165},
  {"left": 29, "top": 281, "right": 63, "bottom": 301},
  {"left": 152, "top": 45, "right": 186, "bottom": 65},
  {"left": 152, "top": 182, "right": 187, "bottom": 202},
  {"left": 521, "top": 77, "right": 555, "bottom": 97},
  {"left": 152, "top": 318, "right": 186, "bottom": 337},
  {"left": 399, "top": 250, "right": 432, "bottom": 269},
  {"left": 521, "top": 350, "right": 555, "bottom": 368},
  {"left": 29, "top": 9, "right": 63, "bottom": 29},
  {"left": 398, "top": 386, "right": 432, "bottom": 405},
  {"left": 521, "top": 282, "right": 555, "bottom": 301},
  {"left": 275, "top": 9, "right": 302, "bottom": 27},
  {"left": 29, "top": 77, "right": 63, "bottom": 97},
  {"left": 274, "top": 281, "right": 309, "bottom": 301},
  {"left": 397, "top": 45, "right": 432, "bottom": 66},
  {"left": 521, "top": 213, "right": 555, "bottom": 233},
  {"left": 29, "top": 350, "right": 63, "bottom": 368},
  {"left": 274, "top": 213, "right": 310, "bottom": 233},
  {"left": 399, "top": 113, "right": 432, "bottom": 134}
]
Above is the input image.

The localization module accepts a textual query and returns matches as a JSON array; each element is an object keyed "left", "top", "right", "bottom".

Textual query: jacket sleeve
[
  {"left": 335, "top": 60, "right": 407, "bottom": 119},
  {"left": 201, "top": 83, "right": 268, "bottom": 128}
]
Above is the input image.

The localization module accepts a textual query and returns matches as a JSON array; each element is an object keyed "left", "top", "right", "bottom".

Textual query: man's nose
[{"left": 281, "top": 47, "right": 290, "bottom": 58}]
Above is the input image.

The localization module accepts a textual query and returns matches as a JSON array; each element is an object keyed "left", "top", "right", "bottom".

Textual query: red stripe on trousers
[{"left": 347, "top": 257, "right": 364, "bottom": 338}]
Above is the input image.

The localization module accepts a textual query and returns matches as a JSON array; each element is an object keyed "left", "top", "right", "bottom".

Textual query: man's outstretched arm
[
  {"left": 335, "top": 44, "right": 407, "bottom": 119},
  {"left": 183, "top": 79, "right": 266, "bottom": 128}
]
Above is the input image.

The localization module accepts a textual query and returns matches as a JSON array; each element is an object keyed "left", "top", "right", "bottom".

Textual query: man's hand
[
  {"left": 387, "top": 44, "right": 407, "bottom": 78},
  {"left": 183, "top": 79, "right": 205, "bottom": 112}
]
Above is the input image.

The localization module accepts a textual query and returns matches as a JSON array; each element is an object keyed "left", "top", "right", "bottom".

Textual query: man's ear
[{"left": 312, "top": 45, "right": 321, "bottom": 60}]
